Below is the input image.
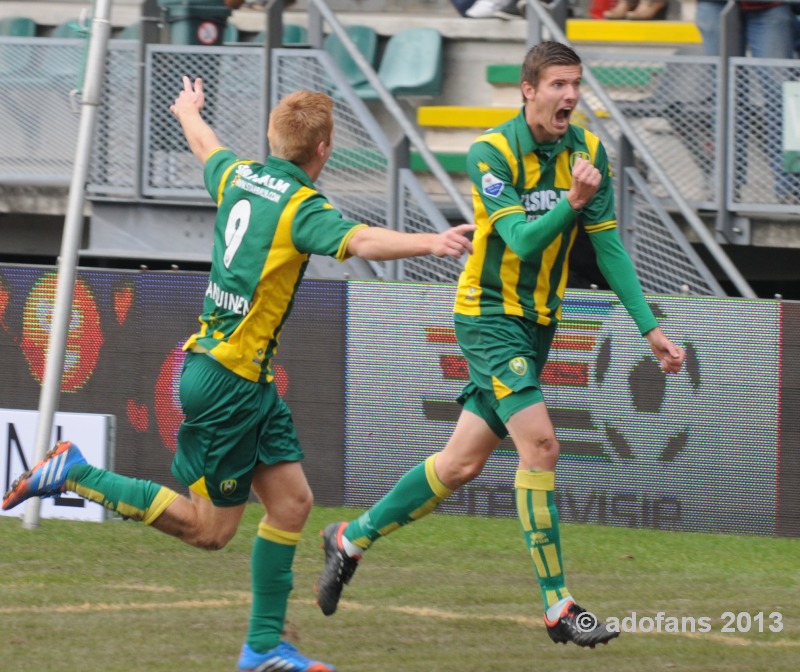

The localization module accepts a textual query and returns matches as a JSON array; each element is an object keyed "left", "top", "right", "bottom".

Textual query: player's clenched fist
[{"left": 566, "top": 157, "right": 601, "bottom": 211}]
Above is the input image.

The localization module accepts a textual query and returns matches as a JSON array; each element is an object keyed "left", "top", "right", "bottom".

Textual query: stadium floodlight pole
[{"left": 22, "top": 0, "right": 113, "bottom": 530}]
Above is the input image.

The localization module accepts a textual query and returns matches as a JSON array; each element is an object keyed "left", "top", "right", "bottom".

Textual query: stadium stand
[
  {"left": 323, "top": 24, "right": 379, "bottom": 88},
  {"left": 354, "top": 27, "right": 443, "bottom": 100}
]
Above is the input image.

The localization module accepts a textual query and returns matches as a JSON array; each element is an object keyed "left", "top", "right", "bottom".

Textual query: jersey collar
[{"left": 265, "top": 155, "right": 315, "bottom": 188}]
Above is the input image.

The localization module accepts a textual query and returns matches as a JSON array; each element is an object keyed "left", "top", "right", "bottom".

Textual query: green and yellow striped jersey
[
  {"left": 455, "top": 109, "right": 619, "bottom": 327},
  {"left": 184, "top": 149, "right": 366, "bottom": 383}
]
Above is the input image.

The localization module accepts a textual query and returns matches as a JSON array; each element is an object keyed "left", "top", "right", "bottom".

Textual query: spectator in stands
[
  {"left": 2, "top": 81, "right": 475, "bottom": 672},
  {"left": 465, "top": 0, "right": 525, "bottom": 19},
  {"left": 599, "top": 0, "right": 668, "bottom": 19},
  {"left": 696, "top": 0, "right": 798, "bottom": 202},
  {"left": 449, "top": 0, "right": 480, "bottom": 16},
  {"left": 315, "top": 40, "right": 685, "bottom": 650},
  {"left": 696, "top": 0, "right": 795, "bottom": 57}
]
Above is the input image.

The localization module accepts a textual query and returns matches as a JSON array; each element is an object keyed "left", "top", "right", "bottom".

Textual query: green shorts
[
  {"left": 171, "top": 352, "right": 303, "bottom": 506},
  {"left": 454, "top": 314, "right": 555, "bottom": 439}
]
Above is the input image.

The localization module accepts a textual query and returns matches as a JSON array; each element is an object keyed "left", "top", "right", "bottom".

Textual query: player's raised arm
[{"left": 169, "top": 76, "right": 223, "bottom": 165}]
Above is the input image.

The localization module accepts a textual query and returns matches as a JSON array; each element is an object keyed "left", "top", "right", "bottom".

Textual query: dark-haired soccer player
[
  {"left": 315, "top": 41, "right": 685, "bottom": 648},
  {"left": 3, "top": 81, "right": 474, "bottom": 672}
]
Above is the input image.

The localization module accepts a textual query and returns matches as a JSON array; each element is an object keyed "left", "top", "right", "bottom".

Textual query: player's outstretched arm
[
  {"left": 347, "top": 223, "right": 476, "bottom": 261},
  {"left": 644, "top": 327, "right": 686, "bottom": 373},
  {"left": 169, "top": 76, "right": 223, "bottom": 165}
]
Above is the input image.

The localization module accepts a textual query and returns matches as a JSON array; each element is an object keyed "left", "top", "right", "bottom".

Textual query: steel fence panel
[
  {"left": 729, "top": 57, "right": 800, "bottom": 212},
  {"left": 397, "top": 169, "right": 464, "bottom": 284},
  {"left": 88, "top": 40, "right": 139, "bottom": 197},
  {"left": 142, "top": 45, "right": 266, "bottom": 199},
  {"left": 0, "top": 38, "right": 84, "bottom": 184},
  {"left": 581, "top": 52, "right": 719, "bottom": 210},
  {"left": 624, "top": 168, "right": 723, "bottom": 297}
]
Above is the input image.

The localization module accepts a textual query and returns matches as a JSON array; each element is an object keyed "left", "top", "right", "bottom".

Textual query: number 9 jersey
[{"left": 183, "top": 148, "right": 367, "bottom": 384}]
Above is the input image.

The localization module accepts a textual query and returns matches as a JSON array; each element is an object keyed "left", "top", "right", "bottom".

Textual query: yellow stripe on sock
[
  {"left": 377, "top": 522, "right": 402, "bottom": 536},
  {"left": 514, "top": 469, "right": 555, "bottom": 491},
  {"left": 532, "top": 490, "right": 552, "bottom": 529},
  {"left": 71, "top": 483, "right": 106, "bottom": 508},
  {"left": 532, "top": 547, "right": 547, "bottom": 577},
  {"left": 143, "top": 487, "right": 180, "bottom": 525},
  {"left": 516, "top": 488, "right": 533, "bottom": 532},
  {"left": 424, "top": 454, "right": 453, "bottom": 499},
  {"left": 542, "top": 544, "right": 562, "bottom": 576},
  {"left": 258, "top": 521, "right": 302, "bottom": 546},
  {"left": 546, "top": 589, "right": 559, "bottom": 607}
]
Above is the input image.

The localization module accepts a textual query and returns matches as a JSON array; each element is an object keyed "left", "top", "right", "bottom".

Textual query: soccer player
[
  {"left": 2, "top": 80, "right": 474, "bottom": 672},
  {"left": 315, "top": 41, "right": 686, "bottom": 648}
]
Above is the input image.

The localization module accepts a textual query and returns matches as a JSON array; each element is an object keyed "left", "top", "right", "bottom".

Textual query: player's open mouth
[{"left": 556, "top": 107, "right": 572, "bottom": 123}]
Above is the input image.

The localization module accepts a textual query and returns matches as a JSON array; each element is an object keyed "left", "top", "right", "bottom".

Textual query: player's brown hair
[
  {"left": 267, "top": 90, "right": 334, "bottom": 165},
  {"left": 520, "top": 41, "right": 582, "bottom": 90}
]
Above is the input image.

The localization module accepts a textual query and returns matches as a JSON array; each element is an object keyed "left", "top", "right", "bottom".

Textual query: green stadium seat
[
  {"left": 355, "top": 28, "right": 443, "bottom": 101},
  {"left": 223, "top": 22, "right": 239, "bottom": 44},
  {"left": 0, "top": 17, "right": 37, "bottom": 78},
  {"left": 0, "top": 16, "right": 37, "bottom": 37},
  {"left": 323, "top": 25, "right": 378, "bottom": 89}
]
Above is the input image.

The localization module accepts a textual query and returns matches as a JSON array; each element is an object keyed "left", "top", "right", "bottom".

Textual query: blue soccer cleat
[
  {"left": 238, "top": 641, "right": 336, "bottom": 672},
  {"left": 2, "top": 440, "right": 86, "bottom": 511}
]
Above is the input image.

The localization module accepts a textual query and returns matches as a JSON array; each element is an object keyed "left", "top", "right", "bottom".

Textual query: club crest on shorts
[
  {"left": 509, "top": 357, "right": 528, "bottom": 375},
  {"left": 220, "top": 479, "right": 238, "bottom": 496}
]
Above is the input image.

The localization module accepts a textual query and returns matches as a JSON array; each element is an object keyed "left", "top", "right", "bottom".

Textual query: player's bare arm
[
  {"left": 169, "top": 76, "right": 223, "bottom": 165},
  {"left": 644, "top": 326, "right": 686, "bottom": 373},
  {"left": 566, "top": 157, "right": 601, "bottom": 210},
  {"left": 347, "top": 223, "right": 475, "bottom": 261}
]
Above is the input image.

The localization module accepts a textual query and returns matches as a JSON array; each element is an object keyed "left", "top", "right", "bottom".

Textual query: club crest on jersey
[
  {"left": 220, "top": 479, "right": 238, "bottom": 496},
  {"left": 569, "top": 151, "right": 591, "bottom": 168},
  {"left": 509, "top": 357, "right": 528, "bottom": 375},
  {"left": 482, "top": 172, "right": 504, "bottom": 198}
]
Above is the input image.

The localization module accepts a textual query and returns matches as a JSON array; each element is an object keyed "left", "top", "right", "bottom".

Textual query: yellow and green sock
[
  {"left": 246, "top": 522, "right": 299, "bottom": 653},
  {"left": 515, "top": 469, "right": 572, "bottom": 617},
  {"left": 66, "top": 464, "right": 178, "bottom": 524},
  {"left": 344, "top": 455, "right": 452, "bottom": 551}
]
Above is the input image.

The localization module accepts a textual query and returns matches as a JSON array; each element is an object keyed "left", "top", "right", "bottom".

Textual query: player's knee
[
  {"left": 440, "top": 458, "right": 483, "bottom": 488},
  {"left": 292, "top": 483, "right": 314, "bottom": 518},
  {"left": 536, "top": 433, "right": 559, "bottom": 454}
]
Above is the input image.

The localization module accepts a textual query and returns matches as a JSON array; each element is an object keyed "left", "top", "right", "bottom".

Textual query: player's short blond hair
[{"left": 268, "top": 90, "right": 334, "bottom": 165}]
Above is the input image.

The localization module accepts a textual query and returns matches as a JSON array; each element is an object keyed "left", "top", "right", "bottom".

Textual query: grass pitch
[{"left": 1, "top": 505, "right": 798, "bottom": 671}]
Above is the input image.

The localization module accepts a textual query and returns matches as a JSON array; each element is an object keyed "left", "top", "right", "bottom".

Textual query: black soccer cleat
[
  {"left": 315, "top": 522, "right": 361, "bottom": 616},
  {"left": 544, "top": 602, "right": 619, "bottom": 648}
]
